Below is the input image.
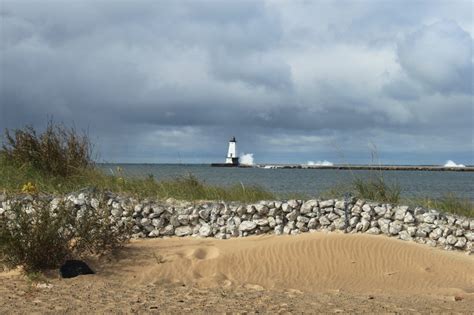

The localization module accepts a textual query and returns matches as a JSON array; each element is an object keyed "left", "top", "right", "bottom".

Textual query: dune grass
[
  {"left": 408, "top": 193, "right": 474, "bottom": 218},
  {"left": 320, "top": 176, "right": 401, "bottom": 204}
]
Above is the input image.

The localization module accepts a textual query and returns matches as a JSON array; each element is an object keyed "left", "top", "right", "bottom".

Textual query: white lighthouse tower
[{"left": 225, "top": 137, "right": 239, "bottom": 165}]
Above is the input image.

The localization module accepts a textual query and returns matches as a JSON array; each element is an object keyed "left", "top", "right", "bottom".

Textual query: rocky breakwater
[{"left": 0, "top": 192, "right": 473, "bottom": 253}]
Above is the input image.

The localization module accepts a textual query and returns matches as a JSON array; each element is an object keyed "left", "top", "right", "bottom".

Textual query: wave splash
[
  {"left": 240, "top": 153, "right": 254, "bottom": 165},
  {"left": 307, "top": 160, "right": 334, "bottom": 166},
  {"left": 444, "top": 160, "right": 465, "bottom": 168}
]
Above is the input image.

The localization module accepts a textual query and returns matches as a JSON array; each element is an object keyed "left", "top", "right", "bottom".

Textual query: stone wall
[{"left": 1, "top": 191, "right": 473, "bottom": 253}]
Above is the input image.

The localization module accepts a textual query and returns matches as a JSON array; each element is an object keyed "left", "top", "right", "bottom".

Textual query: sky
[{"left": 0, "top": 0, "right": 473, "bottom": 165}]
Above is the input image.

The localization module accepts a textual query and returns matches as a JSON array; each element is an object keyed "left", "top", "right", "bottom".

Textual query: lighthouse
[{"left": 225, "top": 137, "right": 239, "bottom": 165}]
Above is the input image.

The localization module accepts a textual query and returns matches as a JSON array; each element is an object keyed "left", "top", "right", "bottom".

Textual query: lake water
[{"left": 100, "top": 164, "right": 474, "bottom": 200}]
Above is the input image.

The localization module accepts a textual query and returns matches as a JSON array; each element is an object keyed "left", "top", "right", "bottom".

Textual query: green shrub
[
  {"left": 0, "top": 197, "right": 131, "bottom": 272},
  {"left": 2, "top": 120, "right": 93, "bottom": 177}
]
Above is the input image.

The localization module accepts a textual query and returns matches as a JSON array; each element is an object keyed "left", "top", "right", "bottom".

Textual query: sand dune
[
  {"left": 111, "top": 232, "right": 474, "bottom": 296},
  {"left": 1, "top": 232, "right": 473, "bottom": 313}
]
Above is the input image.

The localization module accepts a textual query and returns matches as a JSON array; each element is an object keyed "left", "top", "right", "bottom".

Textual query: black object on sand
[{"left": 59, "top": 260, "right": 94, "bottom": 278}]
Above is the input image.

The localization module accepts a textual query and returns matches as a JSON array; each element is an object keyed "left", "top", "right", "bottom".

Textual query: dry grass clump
[
  {"left": 0, "top": 197, "right": 132, "bottom": 272},
  {"left": 2, "top": 120, "right": 92, "bottom": 177}
]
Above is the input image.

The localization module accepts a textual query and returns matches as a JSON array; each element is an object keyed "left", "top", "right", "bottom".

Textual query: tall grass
[
  {"left": 409, "top": 193, "right": 474, "bottom": 218},
  {"left": 2, "top": 120, "right": 92, "bottom": 177}
]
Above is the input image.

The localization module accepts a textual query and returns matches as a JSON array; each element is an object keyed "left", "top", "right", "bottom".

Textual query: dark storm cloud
[{"left": 0, "top": 0, "right": 472, "bottom": 164}]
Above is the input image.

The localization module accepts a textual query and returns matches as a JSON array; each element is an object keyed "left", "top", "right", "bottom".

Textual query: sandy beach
[{"left": 1, "top": 232, "right": 473, "bottom": 313}]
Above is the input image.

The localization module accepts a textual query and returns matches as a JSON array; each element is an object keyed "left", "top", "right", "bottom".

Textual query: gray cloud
[
  {"left": 0, "top": 0, "right": 472, "bottom": 164},
  {"left": 397, "top": 20, "right": 472, "bottom": 94}
]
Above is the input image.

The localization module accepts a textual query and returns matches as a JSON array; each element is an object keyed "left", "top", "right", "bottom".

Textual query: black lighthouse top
[{"left": 230, "top": 136, "right": 236, "bottom": 142}]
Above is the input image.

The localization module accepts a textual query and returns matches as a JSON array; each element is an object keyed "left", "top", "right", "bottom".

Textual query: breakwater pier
[{"left": 255, "top": 164, "right": 474, "bottom": 172}]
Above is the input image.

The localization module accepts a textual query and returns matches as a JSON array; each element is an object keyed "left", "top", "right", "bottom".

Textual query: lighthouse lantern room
[{"left": 225, "top": 137, "right": 239, "bottom": 165}]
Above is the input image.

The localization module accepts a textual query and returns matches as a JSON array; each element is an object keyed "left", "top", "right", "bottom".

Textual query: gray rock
[
  {"left": 358, "top": 218, "right": 370, "bottom": 232},
  {"left": 297, "top": 216, "right": 310, "bottom": 223},
  {"left": 274, "top": 225, "right": 283, "bottom": 235},
  {"left": 399, "top": 230, "right": 412, "bottom": 241},
  {"left": 281, "top": 203, "right": 291, "bottom": 212},
  {"left": 287, "top": 200, "right": 299, "bottom": 209},
  {"left": 308, "top": 218, "right": 318, "bottom": 229},
  {"left": 214, "top": 217, "right": 225, "bottom": 226},
  {"left": 446, "top": 235, "right": 457, "bottom": 245},
  {"left": 169, "top": 216, "right": 180, "bottom": 227},
  {"left": 286, "top": 210, "right": 298, "bottom": 222},
  {"left": 319, "top": 200, "right": 334, "bottom": 208},
  {"left": 351, "top": 206, "right": 362, "bottom": 214},
  {"left": 429, "top": 228, "right": 442, "bottom": 240},
  {"left": 152, "top": 218, "right": 164, "bottom": 228},
  {"left": 374, "top": 206, "right": 386, "bottom": 217},
  {"left": 254, "top": 219, "right": 269, "bottom": 226},
  {"left": 389, "top": 221, "right": 403, "bottom": 235},
  {"left": 198, "top": 209, "right": 211, "bottom": 220},
  {"left": 268, "top": 217, "right": 276, "bottom": 228},
  {"left": 319, "top": 215, "right": 330, "bottom": 226},
  {"left": 437, "top": 237, "right": 446, "bottom": 245},
  {"left": 327, "top": 212, "right": 340, "bottom": 221},
  {"left": 255, "top": 205, "right": 269, "bottom": 215},
  {"left": 378, "top": 218, "right": 391, "bottom": 234},
  {"left": 140, "top": 218, "right": 151, "bottom": 226},
  {"left": 465, "top": 232, "right": 474, "bottom": 242},
  {"left": 160, "top": 225, "right": 175, "bottom": 236},
  {"left": 394, "top": 206, "right": 409, "bottom": 221},
  {"left": 152, "top": 205, "right": 165, "bottom": 215},
  {"left": 239, "top": 221, "right": 257, "bottom": 232},
  {"left": 148, "top": 229, "right": 160, "bottom": 237},
  {"left": 295, "top": 221, "right": 307, "bottom": 231},
  {"left": 177, "top": 214, "right": 189, "bottom": 225},
  {"left": 335, "top": 200, "right": 345, "bottom": 210},
  {"left": 90, "top": 198, "right": 100, "bottom": 210},
  {"left": 349, "top": 216, "right": 359, "bottom": 227},
  {"left": 236, "top": 206, "right": 246, "bottom": 216},
  {"left": 334, "top": 218, "right": 346, "bottom": 230},
  {"left": 454, "top": 237, "right": 467, "bottom": 248},
  {"left": 300, "top": 200, "right": 318, "bottom": 214},
  {"left": 366, "top": 227, "right": 381, "bottom": 235},
  {"left": 404, "top": 212, "right": 415, "bottom": 224},
  {"left": 362, "top": 204, "right": 372, "bottom": 212},
  {"left": 423, "top": 213, "right": 436, "bottom": 224},
  {"left": 111, "top": 208, "right": 123, "bottom": 217},
  {"left": 406, "top": 226, "right": 417, "bottom": 237}
]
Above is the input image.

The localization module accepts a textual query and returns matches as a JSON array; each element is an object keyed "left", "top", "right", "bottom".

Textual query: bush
[
  {"left": 0, "top": 197, "right": 131, "bottom": 272},
  {"left": 2, "top": 120, "right": 93, "bottom": 177}
]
